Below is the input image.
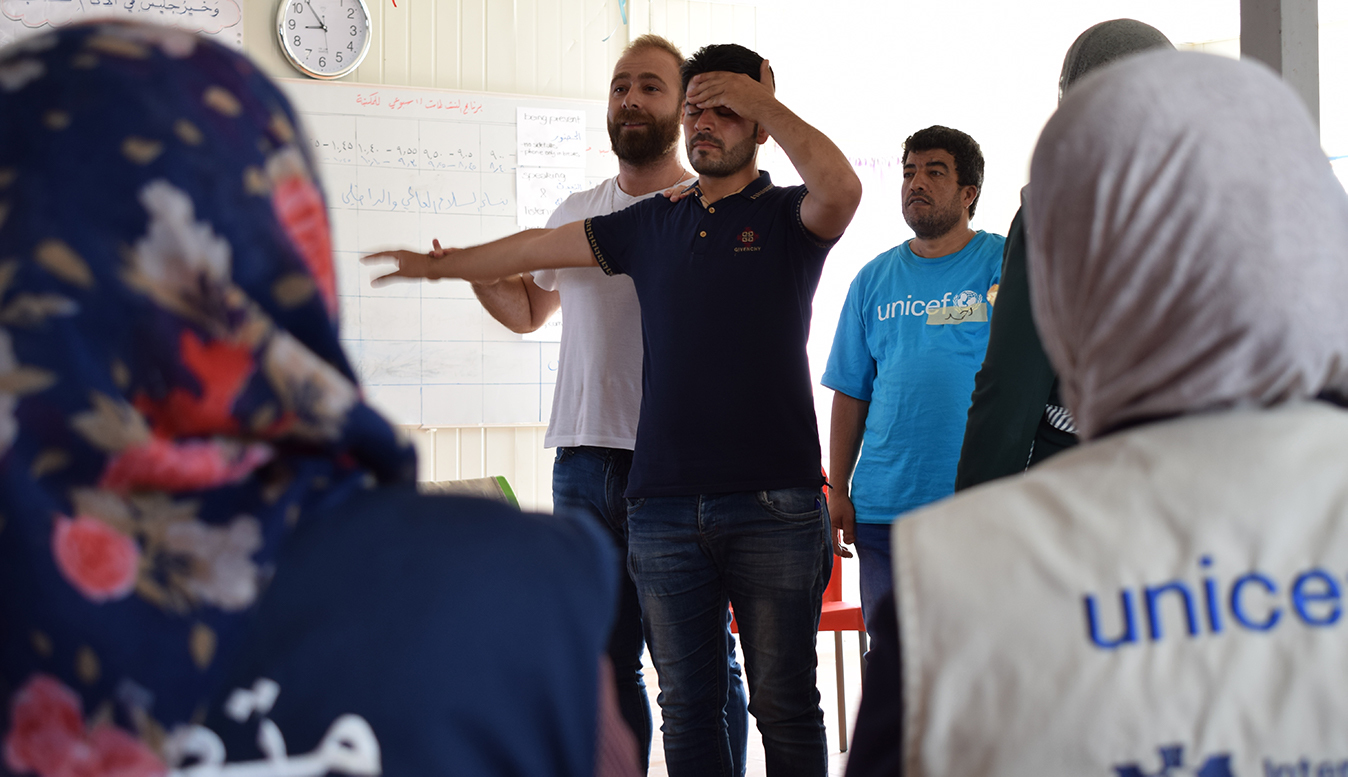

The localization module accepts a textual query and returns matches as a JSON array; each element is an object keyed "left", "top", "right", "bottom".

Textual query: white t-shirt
[{"left": 531, "top": 175, "right": 693, "bottom": 450}]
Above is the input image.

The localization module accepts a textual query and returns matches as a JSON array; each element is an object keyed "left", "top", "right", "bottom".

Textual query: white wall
[{"left": 243, "top": 0, "right": 756, "bottom": 99}]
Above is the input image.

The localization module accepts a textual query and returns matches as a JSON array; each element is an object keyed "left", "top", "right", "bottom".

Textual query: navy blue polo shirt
[{"left": 584, "top": 171, "right": 836, "bottom": 497}]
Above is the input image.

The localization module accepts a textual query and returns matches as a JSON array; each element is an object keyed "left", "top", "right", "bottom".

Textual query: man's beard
[
  {"left": 903, "top": 193, "right": 964, "bottom": 240},
  {"left": 686, "top": 130, "right": 757, "bottom": 178},
  {"left": 608, "top": 107, "right": 682, "bottom": 166}
]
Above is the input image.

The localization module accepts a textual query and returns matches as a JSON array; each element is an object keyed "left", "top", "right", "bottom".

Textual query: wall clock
[{"left": 276, "top": 0, "right": 371, "bottom": 80}]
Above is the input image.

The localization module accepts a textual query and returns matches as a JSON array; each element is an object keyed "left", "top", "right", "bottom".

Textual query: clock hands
[
  {"left": 284, "top": 0, "right": 366, "bottom": 73},
  {"left": 302, "top": 0, "right": 328, "bottom": 33}
]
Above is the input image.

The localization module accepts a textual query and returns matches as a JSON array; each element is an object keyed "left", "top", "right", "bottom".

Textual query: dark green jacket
[{"left": 954, "top": 206, "right": 1076, "bottom": 491}]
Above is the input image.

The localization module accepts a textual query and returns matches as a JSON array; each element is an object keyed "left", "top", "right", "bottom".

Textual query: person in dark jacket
[{"left": 953, "top": 19, "right": 1173, "bottom": 491}]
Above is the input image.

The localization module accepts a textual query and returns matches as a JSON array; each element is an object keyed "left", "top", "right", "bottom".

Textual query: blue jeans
[
  {"left": 627, "top": 488, "right": 832, "bottom": 777},
  {"left": 853, "top": 521, "right": 893, "bottom": 645},
  {"left": 553, "top": 448, "right": 748, "bottom": 773}
]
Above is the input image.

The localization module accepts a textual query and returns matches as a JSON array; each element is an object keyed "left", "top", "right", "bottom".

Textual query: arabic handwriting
[
  {"left": 166, "top": 680, "right": 381, "bottom": 777},
  {"left": 44, "top": 0, "right": 229, "bottom": 19},
  {"left": 338, "top": 183, "right": 510, "bottom": 214},
  {"left": 169, "top": 717, "right": 380, "bottom": 777},
  {"left": 226, "top": 679, "right": 281, "bottom": 722},
  {"left": 167, "top": 726, "right": 226, "bottom": 770},
  {"left": 351, "top": 93, "right": 486, "bottom": 115},
  {"left": 256, "top": 718, "right": 288, "bottom": 764}
]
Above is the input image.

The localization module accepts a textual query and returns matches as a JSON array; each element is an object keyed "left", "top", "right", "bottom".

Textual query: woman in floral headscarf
[{"left": 0, "top": 23, "right": 629, "bottom": 777}]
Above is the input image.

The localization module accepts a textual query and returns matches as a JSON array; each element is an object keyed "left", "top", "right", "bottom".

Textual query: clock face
[{"left": 277, "top": 0, "right": 371, "bottom": 80}]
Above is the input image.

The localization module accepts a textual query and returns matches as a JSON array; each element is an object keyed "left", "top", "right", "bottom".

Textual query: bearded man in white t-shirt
[{"left": 454, "top": 34, "right": 747, "bottom": 773}]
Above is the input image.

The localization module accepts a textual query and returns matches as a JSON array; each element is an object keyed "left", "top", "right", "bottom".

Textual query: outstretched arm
[
  {"left": 428, "top": 239, "right": 562, "bottom": 334},
  {"left": 685, "top": 60, "right": 862, "bottom": 240},
  {"left": 362, "top": 221, "right": 596, "bottom": 285}
]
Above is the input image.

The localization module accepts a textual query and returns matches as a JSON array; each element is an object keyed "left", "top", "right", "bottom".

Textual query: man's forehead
[
  {"left": 611, "top": 49, "right": 681, "bottom": 82},
  {"left": 611, "top": 69, "right": 672, "bottom": 84},
  {"left": 903, "top": 149, "right": 955, "bottom": 168}
]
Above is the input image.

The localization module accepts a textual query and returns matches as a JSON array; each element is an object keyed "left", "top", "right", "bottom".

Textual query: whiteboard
[{"left": 278, "top": 78, "right": 617, "bottom": 427}]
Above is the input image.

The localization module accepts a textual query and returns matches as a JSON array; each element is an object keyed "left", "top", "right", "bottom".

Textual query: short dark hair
[
  {"left": 681, "top": 43, "right": 765, "bottom": 93},
  {"left": 902, "top": 125, "right": 985, "bottom": 218}
]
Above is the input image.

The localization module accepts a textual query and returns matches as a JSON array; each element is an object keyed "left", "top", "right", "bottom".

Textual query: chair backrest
[{"left": 421, "top": 476, "right": 519, "bottom": 508}]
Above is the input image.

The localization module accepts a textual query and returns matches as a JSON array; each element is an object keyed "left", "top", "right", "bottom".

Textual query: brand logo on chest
[{"left": 735, "top": 228, "right": 760, "bottom": 253}]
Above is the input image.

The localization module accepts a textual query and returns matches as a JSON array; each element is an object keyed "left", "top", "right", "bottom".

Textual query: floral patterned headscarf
[{"left": 0, "top": 23, "right": 415, "bottom": 776}]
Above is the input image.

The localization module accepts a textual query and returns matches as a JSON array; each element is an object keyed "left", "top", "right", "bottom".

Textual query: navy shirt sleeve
[
  {"left": 790, "top": 186, "right": 843, "bottom": 251},
  {"left": 584, "top": 197, "right": 660, "bottom": 277}
]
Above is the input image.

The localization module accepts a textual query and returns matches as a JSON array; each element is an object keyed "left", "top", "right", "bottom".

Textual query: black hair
[
  {"left": 681, "top": 43, "right": 765, "bottom": 93},
  {"left": 901, "top": 125, "right": 985, "bottom": 218}
]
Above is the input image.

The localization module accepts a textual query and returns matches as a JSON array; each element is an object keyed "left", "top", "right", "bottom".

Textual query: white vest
[{"left": 893, "top": 402, "right": 1348, "bottom": 776}]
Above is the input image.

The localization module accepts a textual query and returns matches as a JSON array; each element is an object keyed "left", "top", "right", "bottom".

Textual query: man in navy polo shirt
[{"left": 365, "top": 43, "right": 862, "bottom": 777}]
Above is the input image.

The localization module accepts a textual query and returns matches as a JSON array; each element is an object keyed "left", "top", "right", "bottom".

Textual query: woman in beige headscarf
[{"left": 859, "top": 51, "right": 1348, "bottom": 774}]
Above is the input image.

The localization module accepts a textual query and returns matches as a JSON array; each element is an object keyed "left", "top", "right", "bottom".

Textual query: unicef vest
[{"left": 892, "top": 402, "right": 1348, "bottom": 776}]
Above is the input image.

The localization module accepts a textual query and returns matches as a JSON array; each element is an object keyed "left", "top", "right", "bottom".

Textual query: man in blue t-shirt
[
  {"left": 365, "top": 43, "right": 862, "bottom": 777},
  {"left": 823, "top": 126, "right": 1003, "bottom": 638}
]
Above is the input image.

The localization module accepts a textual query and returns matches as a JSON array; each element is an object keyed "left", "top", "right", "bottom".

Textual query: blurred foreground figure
[
  {"left": 849, "top": 50, "right": 1348, "bottom": 775},
  {"left": 0, "top": 23, "right": 631, "bottom": 777}
]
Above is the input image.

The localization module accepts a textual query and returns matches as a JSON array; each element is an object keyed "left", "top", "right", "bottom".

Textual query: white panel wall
[
  {"left": 242, "top": 1, "right": 757, "bottom": 511},
  {"left": 244, "top": 0, "right": 754, "bottom": 101}
]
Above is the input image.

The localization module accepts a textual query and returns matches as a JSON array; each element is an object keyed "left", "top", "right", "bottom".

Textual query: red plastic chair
[{"left": 729, "top": 476, "right": 867, "bottom": 752}]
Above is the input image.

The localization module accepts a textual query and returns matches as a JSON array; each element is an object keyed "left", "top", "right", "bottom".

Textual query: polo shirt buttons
[
  {"left": 700, "top": 231, "right": 707, "bottom": 237},
  {"left": 708, "top": 207, "right": 715, "bottom": 213}
]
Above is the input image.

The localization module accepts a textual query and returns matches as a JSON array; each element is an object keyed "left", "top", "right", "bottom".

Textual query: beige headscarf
[{"left": 1026, "top": 51, "right": 1348, "bottom": 441}]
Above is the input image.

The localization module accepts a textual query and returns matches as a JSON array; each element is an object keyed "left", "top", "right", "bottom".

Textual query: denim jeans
[
  {"left": 627, "top": 488, "right": 832, "bottom": 777},
  {"left": 853, "top": 521, "right": 894, "bottom": 657},
  {"left": 553, "top": 447, "right": 748, "bottom": 773},
  {"left": 851, "top": 518, "right": 895, "bottom": 663}
]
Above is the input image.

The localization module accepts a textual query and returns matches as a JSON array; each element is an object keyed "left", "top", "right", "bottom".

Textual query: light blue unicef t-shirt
[{"left": 822, "top": 230, "right": 1004, "bottom": 524}]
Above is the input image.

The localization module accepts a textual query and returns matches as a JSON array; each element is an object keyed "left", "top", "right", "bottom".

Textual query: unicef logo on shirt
[
  {"left": 952, "top": 289, "right": 983, "bottom": 307},
  {"left": 877, "top": 289, "right": 991, "bottom": 324}
]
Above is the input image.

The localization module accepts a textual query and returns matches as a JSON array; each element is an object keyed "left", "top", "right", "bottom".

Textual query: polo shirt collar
[{"left": 693, "top": 170, "right": 775, "bottom": 208}]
